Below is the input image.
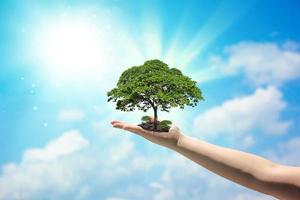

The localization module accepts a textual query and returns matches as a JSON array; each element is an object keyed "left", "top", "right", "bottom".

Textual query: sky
[{"left": 0, "top": 0, "right": 300, "bottom": 199}]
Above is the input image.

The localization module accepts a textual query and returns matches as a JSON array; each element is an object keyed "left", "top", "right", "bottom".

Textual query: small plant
[
  {"left": 160, "top": 120, "right": 172, "bottom": 127},
  {"left": 159, "top": 120, "right": 172, "bottom": 131},
  {"left": 141, "top": 115, "right": 151, "bottom": 122},
  {"left": 107, "top": 59, "right": 203, "bottom": 132},
  {"left": 139, "top": 116, "right": 172, "bottom": 132}
]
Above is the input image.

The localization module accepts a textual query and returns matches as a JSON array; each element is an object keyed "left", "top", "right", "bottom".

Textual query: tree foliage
[{"left": 107, "top": 59, "right": 203, "bottom": 117}]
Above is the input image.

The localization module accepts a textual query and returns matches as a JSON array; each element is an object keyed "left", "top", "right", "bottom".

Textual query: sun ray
[
  {"left": 178, "top": 0, "right": 257, "bottom": 68},
  {"left": 165, "top": 12, "right": 190, "bottom": 68},
  {"left": 141, "top": 10, "right": 163, "bottom": 60}
]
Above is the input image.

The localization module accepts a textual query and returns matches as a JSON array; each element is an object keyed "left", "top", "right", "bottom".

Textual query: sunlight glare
[{"left": 37, "top": 17, "right": 106, "bottom": 81}]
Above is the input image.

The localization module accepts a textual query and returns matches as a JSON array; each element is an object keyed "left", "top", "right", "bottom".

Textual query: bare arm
[
  {"left": 175, "top": 135, "right": 300, "bottom": 200},
  {"left": 111, "top": 120, "right": 300, "bottom": 200}
]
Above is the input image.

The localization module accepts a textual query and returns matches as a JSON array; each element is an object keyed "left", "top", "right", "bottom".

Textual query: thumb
[{"left": 169, "top": 124, "right": 181, "bottom": 134}]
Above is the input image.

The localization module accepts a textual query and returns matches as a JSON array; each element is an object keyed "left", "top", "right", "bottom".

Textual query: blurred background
[{"left": 0, "top": 0, "right": 299, "bottom": 199}]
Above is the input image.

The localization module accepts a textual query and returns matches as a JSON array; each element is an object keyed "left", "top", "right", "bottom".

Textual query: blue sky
[{"left": 0, "top": 0, "right": 300, "bottom": 199}]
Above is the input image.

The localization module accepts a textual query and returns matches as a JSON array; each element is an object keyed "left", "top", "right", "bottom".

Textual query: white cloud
[
  {"left": 58, "top": 109, "right": 85, "bottom": 122},
  {"left": 225, "top": 41, "right": 300, "bottom": 85},
  {"left": 24, "top": 130, "right": 89, "bottom": 162},
  {"left": 282, "top": 40, "right": 300, "bottom": 51},
  {"left": 0, "top": 125, "right": 152, "bottom": 200},
  {"left": 0, "top": 130, "right": 89, "bottom": 200},
  {"left": 151, "top": 182, "right": 174, "bottom": 200},
  {"left": 193, "top": 86, "right": 291, "bottom": 138},
  {"left": 192, "top": 41, "right": 300, "bottom": 85},
  {"left": 110, "top": 137, "right": 134, "bottom": 164},
  {"left": 265, "top": 136, "right": 300, "bottom": 166},
  {"left": 239, "top": 135, "right": 255, "bottom": 149}
]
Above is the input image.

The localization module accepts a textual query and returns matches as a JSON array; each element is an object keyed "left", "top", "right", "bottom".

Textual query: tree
[{"left": 107, "top": 59, "right": 204, "bottom": 130}]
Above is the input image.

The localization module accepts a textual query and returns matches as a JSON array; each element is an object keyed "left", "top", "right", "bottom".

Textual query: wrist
[{"left": 175, "top": 134, "right": 187, "bottom": 149}]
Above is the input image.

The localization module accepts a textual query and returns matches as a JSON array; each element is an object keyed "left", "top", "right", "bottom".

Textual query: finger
[
  {"left": 111, "top": 122, "right": 124, "bottom": 129},
  {"left": 169, "top": 124, "right": 180, "bottom": 133},
  {"left": 110, "top": 120, "right": 151, "bottom": 137},
  {"left": 111, "top": 120, "right": 130, "bottom": 129},
  {"left": 122, "top": 123, "right": 153, "bottom": 137},
  {"left": 111, "top": 120, "right": 122, "bottom": 125}
]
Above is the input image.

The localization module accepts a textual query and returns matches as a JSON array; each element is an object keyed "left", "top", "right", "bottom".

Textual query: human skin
[{"left": 111, "top": 119, "right": 300, "bottom": 200}]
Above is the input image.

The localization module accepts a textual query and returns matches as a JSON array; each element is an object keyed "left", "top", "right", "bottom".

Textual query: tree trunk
[{"left": 153, "top": 106, "right": 158, "bottom": 130}]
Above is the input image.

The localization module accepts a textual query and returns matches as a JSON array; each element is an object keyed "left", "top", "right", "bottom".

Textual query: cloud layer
[
  {"left": 0, "top": 129, "right": 276, "bottom": 200},
  {"left": 265, "top": 136, "right": 300, "bottom": 166},
  {"left": 57, "top": 109, "right": 85, "bottom": 122},
  {"left": 0, "top": 130, "right": 89, "bottom": 199},
  {"left": 225, "top": 41, "right": 300, "bottom": 85},
  {"left": 193, "top": 86, "right": 291, "bottom": 139},
  {"left": 194, "top": 41, "right": 300, "bottom": 85}
]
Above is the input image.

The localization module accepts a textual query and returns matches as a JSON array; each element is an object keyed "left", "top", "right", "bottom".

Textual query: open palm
[{"left": 111, "top": 118, "right": 183, "bottom": 150}]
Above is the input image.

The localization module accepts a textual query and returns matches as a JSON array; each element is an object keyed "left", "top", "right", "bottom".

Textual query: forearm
[{"left": 172, "top": 135, "right": 299, "bottom": 199}]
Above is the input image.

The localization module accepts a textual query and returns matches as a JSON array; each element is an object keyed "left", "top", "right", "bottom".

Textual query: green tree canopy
[{"left": 107, "top": 59, "right": 203, "bottom": 128}]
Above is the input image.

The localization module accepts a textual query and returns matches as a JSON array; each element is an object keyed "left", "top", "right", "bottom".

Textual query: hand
[{"left": 110, "top": 117, "right": 183, "bottom": 149}]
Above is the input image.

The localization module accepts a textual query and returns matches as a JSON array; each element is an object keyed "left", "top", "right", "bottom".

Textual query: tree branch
[
  {"left": 148, "top": 99, "right": 156, "bottom": 109},
  {"left": 138, "top": 95, "right": 156, "bottom": 109}
]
